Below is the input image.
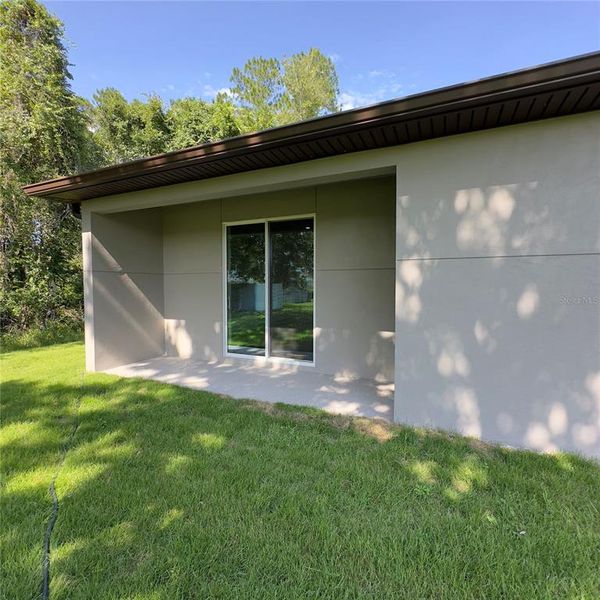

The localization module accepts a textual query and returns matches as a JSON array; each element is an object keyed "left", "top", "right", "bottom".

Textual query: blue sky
[{"left": 47, "top": 1, "right": 599, "bottom": 110}]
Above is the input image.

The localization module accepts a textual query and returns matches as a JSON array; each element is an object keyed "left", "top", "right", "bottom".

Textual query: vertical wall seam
[
  {"left": 160, "top": 206, "right": 167, "bottom": 356},
  {"left": 393, "top": 165, "right": 400, "bottom": 423},
  {"left": 82, "top": 208, "right": 96, "bottom": 371}
]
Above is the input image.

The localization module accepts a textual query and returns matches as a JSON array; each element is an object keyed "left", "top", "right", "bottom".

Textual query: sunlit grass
[
  {"left": 228, "top": 302, "right": 313, "bottom": 350},
  {"left": 1, "top": 342, "right": 599, "bottom": 599}
]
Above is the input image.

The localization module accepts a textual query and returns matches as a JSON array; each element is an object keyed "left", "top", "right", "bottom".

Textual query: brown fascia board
[{"left": 23, "top": 51, "right": 600, "bottom": 202}]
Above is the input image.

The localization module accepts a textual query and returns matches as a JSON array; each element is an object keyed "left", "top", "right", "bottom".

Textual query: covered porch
[
  {"left": 106, "top": 355, "right": 394, "bottom": 420},
  {"left": 85, "top": 168, "right": 397, "bottom": 422}
]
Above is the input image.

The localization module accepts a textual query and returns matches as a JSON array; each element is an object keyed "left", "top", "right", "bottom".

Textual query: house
[{"left": 25, "top": 53, "right": 600, "bottom": 458}]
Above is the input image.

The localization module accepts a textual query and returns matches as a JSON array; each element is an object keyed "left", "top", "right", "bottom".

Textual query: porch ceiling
[{"left": 23, "top": 52, "right": 600, "bottom": 203}]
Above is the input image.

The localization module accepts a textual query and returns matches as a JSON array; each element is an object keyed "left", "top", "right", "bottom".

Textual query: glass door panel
[
  {"left": 226, "top": 223, "right": 265, "bottom": 356},
  {"left": 269, "top": 219, "right": 314, "bottom": 361}
]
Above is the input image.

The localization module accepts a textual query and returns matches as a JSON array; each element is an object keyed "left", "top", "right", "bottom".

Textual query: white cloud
[
  {"left": 339, "top": 85, "right": 404, "bottom": 110},
  {"left": 339, "top": 91, "right": 381, "bottom": 111},
  {"left": 339, "top": 69, "right": 409, "bottom": 110},
  {"left": 201, "top": 84, "right": 233, "bottom": 100},
  {"left": 329, "top": 53, "right": 341, "bottom": 64},
  {"left": 160, "top": 83, "right": 176, "bottom": 95}
]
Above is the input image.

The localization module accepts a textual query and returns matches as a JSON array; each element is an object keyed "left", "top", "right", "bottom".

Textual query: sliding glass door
[
  {"left": 269, "top": 219, "right": 314, "bottom": 361},
  {"left": 226, "top": 217, "right": 314, "bottom": 362},
  {"left": 226, "top": 223, "right": 266, "bottom": 356}
]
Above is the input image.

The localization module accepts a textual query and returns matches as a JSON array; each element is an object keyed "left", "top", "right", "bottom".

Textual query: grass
[
  {"left": 229, "top": 302, "right": 313, "bottom": 351},
  {"left": 1, "top": 342, "right": 599, "bottom": 599}
]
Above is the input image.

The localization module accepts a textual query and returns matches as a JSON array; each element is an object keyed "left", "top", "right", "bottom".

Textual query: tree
[
  {"left": 166, "top": 93, "right": 240, "bottom": 151},
  {"left": 230, "top": 57, "right": 284, "bottom": 133},
  {"left": 281, "top": 48, "right": 339, "bottom": 122},
  {"left": 89, "top": 88, "right": 169, "bottom": 165},
  {"left": 229, "top": 50, "right": 340, "bottom": 133},
  {"left": 0, "top": 0, "right": 97, "bottom": 332},
  {"left": 209, "top": 92, "right": 242, "bottom": 141},
  {"left": 128, "top": 94, "right": 170, "bottom": 159}
]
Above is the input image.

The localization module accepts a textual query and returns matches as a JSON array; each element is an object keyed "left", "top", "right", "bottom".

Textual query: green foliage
[
  {"left": 230, "top": 56, "right": 284, "bottom": 133},
  {"left": 0, "top": 320, "right": 82, "bottom": 352},
  {"left": 0, "top": 175, "right": 83, "bottom": 330},
  {"left": 0, "top": 0, "right": 94, "bottom": 332},
  {"left": 230, "top": 48, "right": 339, "bottom": 133},
  {"left": 90, "top": 90, "right": 241, "bottom": 162},
  {"left": 281, "top": 48, "right": 339, "bottom": 122},
  {"left": 165, "top": 94, "right": 240, "bottom": 151},
  {"left": 89, "top": 88, "right": 170, "bottom": 164},
  {"left": 0, "top": 0, "right": 97, "bottom": 180}
]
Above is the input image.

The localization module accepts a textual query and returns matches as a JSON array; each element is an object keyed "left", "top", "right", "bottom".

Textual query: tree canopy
[
  {"left": 230, "top": 48, "right": 339, "bottom": 133},
  {"left": 89, "top": 88, "right": 169, "bottom": 165},
  {"left": 230, "top": 57, "right": 285, "bottom": 133},
  {"left": 166, "top": 95, "right": 240, "bottom": 152},
  {"left": 281, "top": 49, "right": 339, "bottom": 123},
  {"left": 0, "top": 0, "right": 95, "bottom": 331}
]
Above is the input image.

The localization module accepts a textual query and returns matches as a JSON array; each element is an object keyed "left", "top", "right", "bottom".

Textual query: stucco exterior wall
[
  {"left": 162, "top": 176, "right": 396, "bottom": 380},
  {"left": 82, "top": 112, "right": 599, "bottom": 457},
  {"left": 162, "top": 199, "right": 222, "bottom": 362},
  {"left": 84, "top": 208, "right": 164, "bottom": 371},
  {"left": 315, "top": 179, "right": 395, "bottom": 381},
  {"left": 394, "top": 114, "right": 600, "bottom": 457}
]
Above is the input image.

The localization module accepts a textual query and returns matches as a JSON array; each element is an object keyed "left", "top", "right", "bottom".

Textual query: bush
[{"left": 0, "top": 321, "right": 83, "bottom": 352}]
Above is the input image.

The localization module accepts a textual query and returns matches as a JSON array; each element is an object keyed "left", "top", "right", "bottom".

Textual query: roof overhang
[{"left": 23, "top": 51, "right": 600, "bottom": 203}]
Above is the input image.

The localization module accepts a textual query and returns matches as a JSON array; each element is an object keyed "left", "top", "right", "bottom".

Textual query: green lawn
[
  {"left": 229, "top": 302, "right": 313, "bottom": 351},
  {"left": 2, "top": 342, "right": 599, "bottom": 599}
]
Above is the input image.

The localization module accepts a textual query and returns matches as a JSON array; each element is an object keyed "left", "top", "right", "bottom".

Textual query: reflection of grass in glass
[
  {"left": 228, "top": 311, "right": 265, "bottom": 348},
  {"left": 271, "top": 302, "right": 313, "bottom": 352},
  {"left": 228, "top": 303, "right": 313, "bottom": 350}
]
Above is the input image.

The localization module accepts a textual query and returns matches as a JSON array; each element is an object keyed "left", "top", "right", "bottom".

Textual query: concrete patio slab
[{"left": 105, "top": 356, "right": 394, "bottom": 420}]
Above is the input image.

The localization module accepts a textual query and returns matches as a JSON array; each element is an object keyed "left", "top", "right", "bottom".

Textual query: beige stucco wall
[
  {"left": 84, "top": 209, "right": 164, "bottom": 371},
  {"left": 162, "top": 176, "right": 396, "bottom": 380},
  {"left": 162, "top": 199, "right": 222, "bottom": 362},
  {"left": 395, "top": 113, "right": 600, "bottom": 457},
  {"left": 315, "top": 179, "right": 395, "bottom": 381}
]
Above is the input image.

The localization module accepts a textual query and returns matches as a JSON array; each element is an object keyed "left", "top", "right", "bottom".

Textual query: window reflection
[
  {"left": 226, "top": 223, "right": 265, "bottom": 356},
  {"left": 226, "top": 218, "right": 314, "bottom": 362},
  {"left": 269, "top": 219, "right": 314, "bottom": 361}
]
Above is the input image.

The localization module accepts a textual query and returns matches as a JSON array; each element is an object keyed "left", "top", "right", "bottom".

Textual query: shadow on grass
[{"left": 2, "top": 359, "right": 600, "bottom": 599}]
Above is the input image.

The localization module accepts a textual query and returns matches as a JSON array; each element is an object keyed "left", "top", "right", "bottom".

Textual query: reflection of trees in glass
[
  {"left": 227, "top": 225, "right": 266, "bottom": 352},
  {"left": 270, "top": 303, "right": 313, "bottom": 354},
  {"left": 228, "top": 311, "right": 265, "bottom": 348},
  {"left": 269, "top": 219, "right": 314, "bottom": 360},
  {"left": 270, "top": 221, "right": 313, "bottom": 293},
  {"left": 227, "top": 228, "right": 264, "bottom": 284}
]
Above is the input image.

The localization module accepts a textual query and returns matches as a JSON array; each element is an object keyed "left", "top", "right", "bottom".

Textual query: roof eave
[{"left": 23, "top": 51, "right": 600, "bottom": 203}]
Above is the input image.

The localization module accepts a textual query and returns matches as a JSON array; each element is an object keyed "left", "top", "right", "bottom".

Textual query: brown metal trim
[{"left": 23, "top": 52, "right": 600, "bottom": 202}]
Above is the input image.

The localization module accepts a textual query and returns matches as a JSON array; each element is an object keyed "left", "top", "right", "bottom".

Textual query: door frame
[{"left": 221, "top": 213, "right": 316, "bottom": 367}]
